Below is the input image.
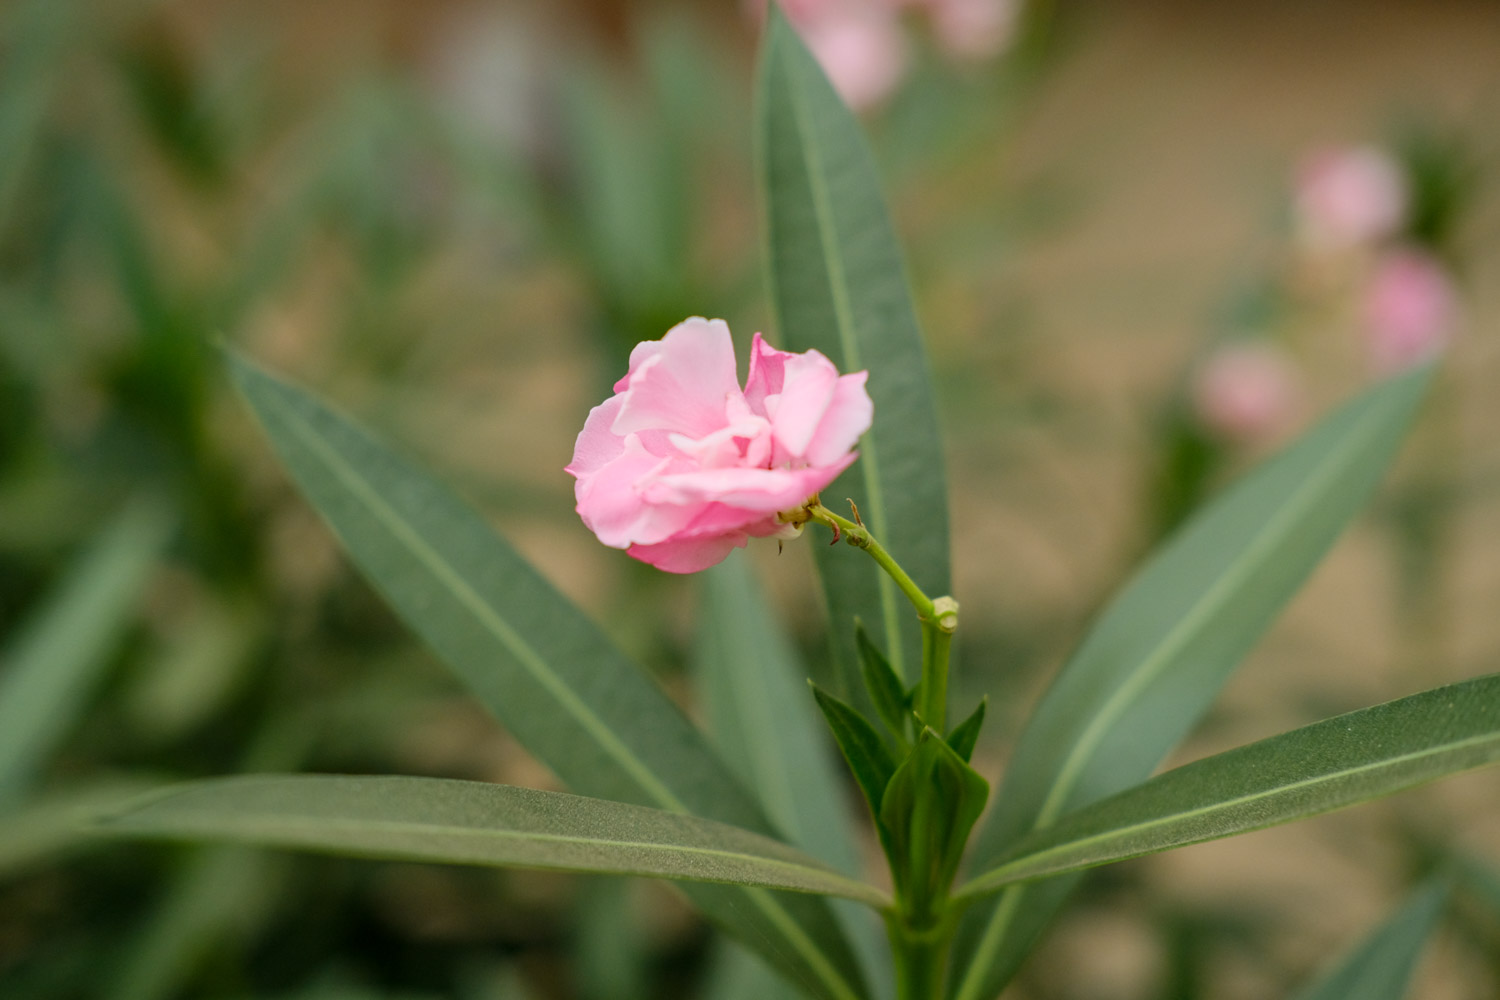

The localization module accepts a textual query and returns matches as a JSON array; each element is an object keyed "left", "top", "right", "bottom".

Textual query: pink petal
[
  {"left": 614, "top": 339, "right": 664, "bottom": 393},
  {"left": 628, "top": 533, "right": 749, "bottom": 574},
  {"left": 803, "top": 371, "right": 873, "bottom": 466},
  {"left": 767, "top": 350, "right": 840, "bottom": 460},
  {"left": 640, "top": 456, "right": 855, "bottom": 512},
  {"left": 575, "top": 438, "right": 698, "bottom": 548},
  {"left": 611, "top": 318, "right": 741, "bottom": 439},
  {"left": 564, "top": 394, "right": 626, "bottom": 480},
  {"left": 744, "top": 332, "right": 791, "bottom": 417}
]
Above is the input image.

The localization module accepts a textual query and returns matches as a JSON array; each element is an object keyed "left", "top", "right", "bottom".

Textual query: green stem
[
  {"left": 917, "top": 624, "right": 952, "bottom": 732},
  {"left": 803, "top": 503, "right": 934, "bottom": 620},
  {"left": 886, "top": 912, "right": 953, "bottom": 1000},
  {"left": 799, "top": 501, "right": 959, "bottom": 730}
]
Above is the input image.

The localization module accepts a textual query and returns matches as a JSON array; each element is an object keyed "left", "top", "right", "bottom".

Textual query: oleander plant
[{"left": 3, "top": 5, "right": 1498, "bottom": 1000}]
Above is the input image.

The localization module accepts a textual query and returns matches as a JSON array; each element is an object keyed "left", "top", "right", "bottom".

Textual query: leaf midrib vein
[
  {"left": 120, "top": 812, "right": 887, "bottom": 904},
  {"left": 960, "top": 726, "right": 1500, "bottom": 898},
  {"left": 782, "top": 45, "right": 903, "bottom": 679}
]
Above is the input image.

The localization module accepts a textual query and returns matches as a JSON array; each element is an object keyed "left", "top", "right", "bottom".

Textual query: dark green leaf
[
  {"left": 697, "top": 554, "right": 862, "bottom": 877},
  {"left": 696, "top": 554, "right": 885, "bottom": 990},
  {"left": 812, "top": 684, "right": 897, "bottom": 819},
  {"left": 227, "top": 355, "right": 869, "bottom": 1000},
  {"left": 946, "top": 699, "right": 986, "bottom": 764},
  {"left": 1289, "top": 879, "right": 1447, "bottom": 1000},
  {"left": 951, "top": 366, "right": 1433, "bottom": 1000},
  {"left": 879, "top": 731, "right": 988, "bottom": 921},
  {"left": 96, "top": 776, "right": 891, "bottom": 906},
  {"left": 758, "top": 9, "right": 950, "bottom": 690},
  {"left": 856, "top": 619, "right": 911, "bottom": 750},
  {"left": 956, "top": 675, "right": 1500, "bottom": 898}
]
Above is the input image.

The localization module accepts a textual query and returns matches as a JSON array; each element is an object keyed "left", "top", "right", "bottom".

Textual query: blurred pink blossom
[
  {"left": 1294, "top": 145, "right": 1407, "bottom": 253},
  {"left": 1191, "top": 342, "right": 1301, "bottom": 442},
  {"left": 1362, "top": 248, "right": 1457, "bottom": 372},
  {"left": 800, "top": 7, "right": 909, "bottom": 110},
  {"left": 746, "top": 0, "right": 908, "bottom": 110},
  {"left": 567, "top": 318, "right": 873, "bottom": 573},
  {"left": 920, "top": 0, "right": 1020, "bottom": 60}
]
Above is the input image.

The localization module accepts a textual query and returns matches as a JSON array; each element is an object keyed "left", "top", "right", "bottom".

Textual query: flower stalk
[
  {"left": 792, "top": 498, "right": 976, "bottom": 1000},
  {"left": 793, "top": 499, "right": 959, "bottom": 729}
]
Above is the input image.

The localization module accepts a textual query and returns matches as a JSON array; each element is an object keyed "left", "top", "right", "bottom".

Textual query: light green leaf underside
[
  {"left": 1289, "top": 879, "right": 1447, "bottom": 1000},
  {"left": 697, "top": 554, "right": 863, "bottom": 877},
  {"left": 96, "top": 776, "right": 890, "bottom": 906},
  {"left": 757, "top": 9, "right": 949, "bottom": 688},
  {"left": 951, "top": 365, "right": 1432, "bottom": 1000},
  {"left": 696, "top": 554, "right": 886, "bottom": 992},
  {"left": 227, "top": 354, "right": 868, "bottom": 1000},
  {"left": 957, "top": 675, "right": 1500, "bottom": 898},
  {"left": 0, "top": 498, "right": 171, "bottom": 808}
]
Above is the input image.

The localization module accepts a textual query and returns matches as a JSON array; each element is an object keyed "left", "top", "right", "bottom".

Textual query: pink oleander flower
[
  {"left": 920, "top": 0, "right": 1020, "bottom": 60},
  {"left": 1294, "top": 145, "right": 1407, "bottom": 253},
  {"left": 1190, "top": 342, "right": 1301, "bottom": 442},
  {"left": 746, "top": 0, "right": 908, "bottom": 110},
  {"left": 567, "top": 318, "right": 874, "bottom": 573},
  {"left": 1363, "top": 248, "right": 1457, "bottom": 373}
]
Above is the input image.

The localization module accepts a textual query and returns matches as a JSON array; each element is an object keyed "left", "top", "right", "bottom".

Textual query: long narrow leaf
[
  {"left": 0, "top": 779, "right": 163, "bottom": 877},
  {"left": 696, "top": 554, "right": 886, "bottom": 993},
  {"left": 956, "top": 675, "right": 1500, "bottom": 897},
  {"left": 95, "top": 776, "right": 890, "bottom": 906},
  {"left": 757, "top": 9, "right": 950, "bottom": 690},
  {"left": 697, "top": 554, "right": 863, "bottom": 877},
  {"left": 0, "top": 498, "right": 171, "bottom": 808},
  {"left": 1289, "top": 879, "right": 1447, "bottom": 1000},
  {"left": 227, "top": 355, "right": 870, "bottom": 1000},
  {"left": 951, "top": 365, "right": 1432, "bottom": 1000}
]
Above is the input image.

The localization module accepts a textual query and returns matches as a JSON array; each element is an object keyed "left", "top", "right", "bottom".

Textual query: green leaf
[
  {"left": 811, "top": 684, "right": 897, "bottom": 819},
  {"left": 856, "top": 620, "right": 911, "bottom": 750},
  {"left": 96, "top": 776, "right": 890, "bottom": 906},
  {"left": 945, "top": 698, "right": 986, "bottom": 764},
  {"left": 227, "top": 355, "right": 869, "bottom": 1000},
  {"left": 879, "top": 731, "right": 988, "bottom": 922},
  {"left": 0, "top": 779, "right": 163, "bottom": 878},
  {"left": 0, "top": 0, "right": 75, "bottom": 240},
  {"left": 0, "top": 498, "right": 171, "bottom": 809},
  {"left": 950, "top": 365, "right": 1433, "bottom": 1000},
  {"left": 574, "top": 878, "right": 651, "bottom": 1000},
  {"left": 955, "top": 675, "right": 1500, "bottom": 898},
  {"left": 701, "top": 940, "right": 800, "bottom": 1000},
  {"left": 758, "top": 9, "right": 950, "bottom": 690},
  {"left": 695, "top": 554, "right": 884, "bottom": 990},
  {"left": 697, "top": 554, "right": 863, "bottom": 877},
  {"left": 1289, "top": 879, "right": 1447, "bottom": 1000}
]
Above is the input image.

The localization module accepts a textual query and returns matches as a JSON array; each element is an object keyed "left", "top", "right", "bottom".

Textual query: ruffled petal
[
  {"left": 640, "top": 455, "right": 855, "bottom": 512},
  {"left": 575, "top": 438, "right": 697, "bottom": 548},
  {"left": 743, "top": 332, "right": 791, "bottom": 417},
  {"left": 766, "top": 349, "right": 840, "bottom": 460},
  {"left": 611, "top": 318, "right": 741, "bottom": 439},
  {"left": 564, "top": 394, "right": 626, "bottom": 480},
  {"left": 627, "top": 532, "right": 748, "bottom": 574},
  {"left": 802, "top": 370, "right": 873, "bottom": 467}
]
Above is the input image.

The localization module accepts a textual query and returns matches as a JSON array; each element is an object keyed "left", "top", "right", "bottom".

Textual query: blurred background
[{"left": 1, "top": 1, "right": 1498, "bottom": 998}]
